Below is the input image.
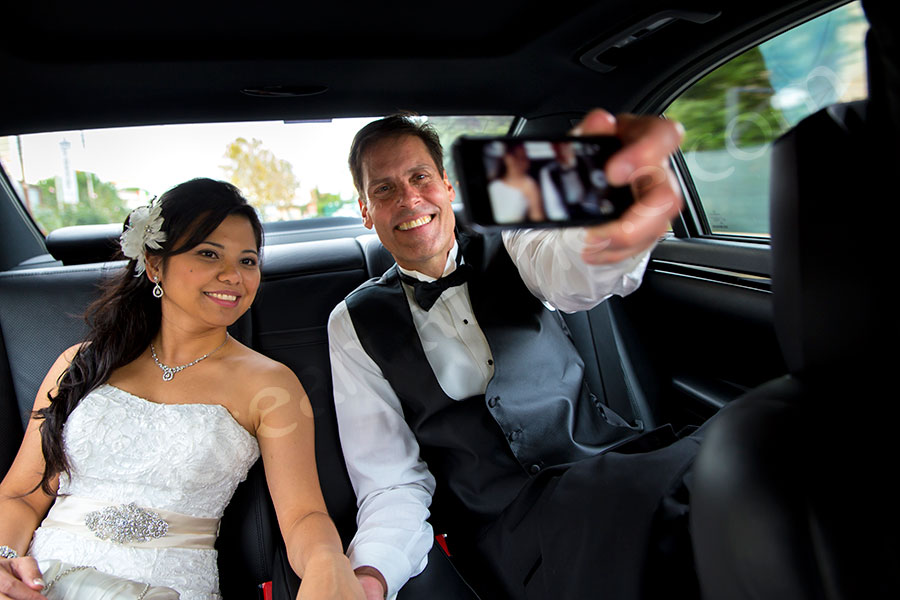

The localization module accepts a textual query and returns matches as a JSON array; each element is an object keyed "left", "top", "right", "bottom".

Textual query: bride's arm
[
  {"left": 0, "top": 346, "right": 76, "bottom": 599},
  {"left": 247, "top": 364, "right": 364, "bottom": 600}
]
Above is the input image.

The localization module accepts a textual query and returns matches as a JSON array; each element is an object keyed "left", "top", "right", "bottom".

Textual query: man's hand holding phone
[
  {"left": 452, "top": 109, "right": 684, "bottom": 266},
  {"left": 575, "top": 109, "right": 684, "bottom": 265}
]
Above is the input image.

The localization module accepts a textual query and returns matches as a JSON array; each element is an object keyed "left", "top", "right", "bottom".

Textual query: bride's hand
[
  {"left": 0, "top": 557, "right": 45, "bottom": 600},
  {"left": 296, "top": 553, "right": 365, "bottom": 600}
]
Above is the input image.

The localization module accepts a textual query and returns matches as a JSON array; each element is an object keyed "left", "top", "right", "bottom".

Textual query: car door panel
[{"left": 617, "top": 237, "right": 783, "bottom": 427}]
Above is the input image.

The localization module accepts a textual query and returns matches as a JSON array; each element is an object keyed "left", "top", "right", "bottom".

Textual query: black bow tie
[{"left": 400, "top": 263, "right": 472, "bottom": 311}]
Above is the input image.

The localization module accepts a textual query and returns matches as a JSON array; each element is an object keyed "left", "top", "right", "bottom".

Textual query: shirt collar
[{"left": 397, "top": 240, "right": 460, "bottom": 283}]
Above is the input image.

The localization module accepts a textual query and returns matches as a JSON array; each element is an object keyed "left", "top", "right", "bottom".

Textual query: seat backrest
[
  {"left": 250, "top": 238, "right": 371, "bottom": 546},
  {"left": 0, "top": 265, "right": 108, "bottom": 426},
  {"left": 690, "top": 2, "right": 900, "bottom": 597},
  {"left": 0, "top": 265, "right": 111, "bottom": 478}
]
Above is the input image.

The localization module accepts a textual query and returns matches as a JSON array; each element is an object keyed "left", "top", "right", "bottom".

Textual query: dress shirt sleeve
[
  {"left": 501, "top": 227, "right": 654, "bottom": 313},
  {"left": 327, "top": 300, "right": 437, "bottom": 597}
]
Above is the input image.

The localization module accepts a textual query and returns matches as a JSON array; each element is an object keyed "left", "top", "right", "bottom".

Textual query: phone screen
[{"left": 452, "top": 135, "right": 633, "bottom": 230}]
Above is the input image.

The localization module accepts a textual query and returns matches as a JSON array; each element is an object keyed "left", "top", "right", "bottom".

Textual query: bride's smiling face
[{"left": 152, "top": 214, "right": 261, "bottom": 330}]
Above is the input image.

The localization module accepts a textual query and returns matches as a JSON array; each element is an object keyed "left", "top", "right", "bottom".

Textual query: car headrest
[
  {"left": 862, "top": 0, "right": 900, "bottom": 154},
  {"left": 769, "top": 102, "right": 875, "bottom": 376},
  {"left": 770, "top": 1, "right": 899, "bottom": 377},
  {"left": 356, "top": 234, "right": 396, "bottom": 278},
  {"left": 44, "top": 223, "right": 123, "bottom": 265}
]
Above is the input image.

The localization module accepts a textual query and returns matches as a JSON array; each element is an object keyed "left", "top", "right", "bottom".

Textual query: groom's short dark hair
[{"left": 348, "top": 112, "right": 445, "bottom": 199}]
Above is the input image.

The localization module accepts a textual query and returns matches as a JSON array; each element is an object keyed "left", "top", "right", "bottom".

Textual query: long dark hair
[
  {"left": 34, "top": 178, "right": 263, "bottom": 495},
  {"left": 494, "top": 142, "right": 526, "bottom": 180}
]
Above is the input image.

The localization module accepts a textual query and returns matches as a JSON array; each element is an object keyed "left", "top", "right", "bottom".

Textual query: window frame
[{"left": 641, "top": 0, "right": 858, "bottom": 244}]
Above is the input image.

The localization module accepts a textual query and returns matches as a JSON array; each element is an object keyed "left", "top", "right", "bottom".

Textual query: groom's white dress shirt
[{"left": 327, "top": 227, "right": 652, "bottom": 596}]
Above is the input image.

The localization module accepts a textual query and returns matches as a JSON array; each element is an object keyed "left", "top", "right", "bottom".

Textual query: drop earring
[{"left": 152, "top": 276, "right": 164, "bottom": 299}]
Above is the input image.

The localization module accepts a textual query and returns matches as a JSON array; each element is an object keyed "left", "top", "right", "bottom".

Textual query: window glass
[
  {"left": 665, "top": 1, "right": 867, "bottom": 237},
  {"left": 0, "top": 116, "right": 513, "bottom": 234}
]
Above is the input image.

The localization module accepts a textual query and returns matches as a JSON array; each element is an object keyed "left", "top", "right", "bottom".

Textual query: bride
[{"left": 0, "top": 178, "right": 364, "bottom": 599}]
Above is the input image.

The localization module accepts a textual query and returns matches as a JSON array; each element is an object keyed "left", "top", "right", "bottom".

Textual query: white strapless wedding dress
[{"left": 29, "top": 384, "right": 260, "bottom": 600}]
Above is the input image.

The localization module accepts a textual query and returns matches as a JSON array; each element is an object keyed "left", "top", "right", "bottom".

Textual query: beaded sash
[{"left": 41, "top": 496, "right": 219, "bottom": 550}]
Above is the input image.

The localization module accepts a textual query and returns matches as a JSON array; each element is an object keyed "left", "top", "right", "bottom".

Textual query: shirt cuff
[{"left": 349, "top": 542, "right": 422, "bottom": 598}]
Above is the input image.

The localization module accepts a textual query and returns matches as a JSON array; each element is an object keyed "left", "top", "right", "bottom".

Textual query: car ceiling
[{"left": 2, "top": 0, "right": 846, "bottom": 136}]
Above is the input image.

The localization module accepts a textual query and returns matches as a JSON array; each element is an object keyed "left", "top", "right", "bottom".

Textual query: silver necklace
[{"left": 150, "top": 334, "right": 229, "bottom": 381}]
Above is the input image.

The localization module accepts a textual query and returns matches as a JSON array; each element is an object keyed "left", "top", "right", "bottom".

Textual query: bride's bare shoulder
[{"left": 224, "top": 340, "right": 303, "bottom": 391}]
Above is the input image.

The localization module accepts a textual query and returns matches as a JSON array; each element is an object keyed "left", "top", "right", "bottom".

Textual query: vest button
[
  {"left": 529, "top": 464, "right": 541, "bottom": 475},
  {"left": 508, "top": 429, "right": 521, "bottom": 441},
  {"left": 488, "top": 396, "right": 499, "bottom": 408},
  {"left": 487, "top": 359, "right": 494, "bottom": 366}
]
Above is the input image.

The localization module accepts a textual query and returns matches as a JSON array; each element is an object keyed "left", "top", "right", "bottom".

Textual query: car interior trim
[{"left": 650, "top": 260, "right": 772, "bottom": 291}]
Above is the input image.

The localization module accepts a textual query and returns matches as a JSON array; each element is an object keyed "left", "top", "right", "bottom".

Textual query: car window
[
  {"left": 665, "top": 1, "right": 867, "bottom": 237},
  {"left": 0, "top": 116, "right": 513, "bottom": 235}
]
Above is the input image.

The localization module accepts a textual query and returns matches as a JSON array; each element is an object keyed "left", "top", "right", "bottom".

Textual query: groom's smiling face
[{"left": 358, "top": 135, "right": 457, "bottom": 279}]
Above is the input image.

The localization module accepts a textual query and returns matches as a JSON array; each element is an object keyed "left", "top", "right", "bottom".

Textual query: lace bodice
[
  {"left": 29, "top": 384, "right": 260, "bottom": 599},
  {"left": 58, "top": 384, "right": 259, "bottom": 516}
]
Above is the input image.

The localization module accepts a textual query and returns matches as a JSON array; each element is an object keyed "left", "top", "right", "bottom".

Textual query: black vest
[
  {"left": 345, "top": 232, "right": 639, "bottom": 533},
  {"left": 546, "top": 160, "right": 605, "bottom": 219}
]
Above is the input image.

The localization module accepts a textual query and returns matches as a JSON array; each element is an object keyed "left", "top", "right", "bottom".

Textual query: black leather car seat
[
  {"left": 690, "top": 1, "right": 900, "bottom": 598},
  {"left": 268, "top": 234, "right": 481, "bottom": 599}
]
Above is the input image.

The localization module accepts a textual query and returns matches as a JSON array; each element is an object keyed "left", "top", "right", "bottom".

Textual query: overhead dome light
[{"left": 579, "top": 10, "right": 720, "bottom": 73}]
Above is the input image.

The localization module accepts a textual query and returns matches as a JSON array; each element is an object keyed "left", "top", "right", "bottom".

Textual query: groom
[{"left": 328, "top": 109, "right": 701, "bottom": 600}]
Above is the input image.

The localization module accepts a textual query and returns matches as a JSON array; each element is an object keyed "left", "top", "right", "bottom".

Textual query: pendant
[{"left": 150, "top": 333, "right": 228, "bottom": 383}]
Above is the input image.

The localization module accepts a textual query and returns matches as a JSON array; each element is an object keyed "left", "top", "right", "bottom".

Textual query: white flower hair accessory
[{"left": 120, "top": 199, "right": 167, "bottom": 276}]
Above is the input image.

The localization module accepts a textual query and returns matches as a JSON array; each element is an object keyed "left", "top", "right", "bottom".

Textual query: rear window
[{"left": 0, "top": 116, "right": 513, "bottom": 234}]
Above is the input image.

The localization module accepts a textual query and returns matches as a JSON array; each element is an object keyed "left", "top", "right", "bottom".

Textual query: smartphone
[{"left": 452, "top": 135, "right": 633, "bottom": 230}]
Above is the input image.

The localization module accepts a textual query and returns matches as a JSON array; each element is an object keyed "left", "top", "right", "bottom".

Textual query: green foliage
[
  {"left": 427, "top": 116, "right": 514, "bottom": 184},
  {"left": 666, "top": 47, "right": 788, "bottom": 152},
  {"left": 31, "top": 171, "right": 130, "bottom": 233},
  {"left": 666, "top": 2, "right": 868, "bottom": 237},
  {"left": 667, "top": 2, "right": 867, "bottom": 154},
  {"left": 311, "top": 188, "right": 351, "bottom": 217}
]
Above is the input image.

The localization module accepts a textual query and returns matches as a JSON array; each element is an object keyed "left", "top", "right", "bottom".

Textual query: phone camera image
[{"left": 453, "top": 135, "right": 632, "bottom": 230}]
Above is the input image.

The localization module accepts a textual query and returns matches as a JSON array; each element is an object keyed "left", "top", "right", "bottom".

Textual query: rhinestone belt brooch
[{"left": 85, "top": 502, "right": 169, "bottom": 544}]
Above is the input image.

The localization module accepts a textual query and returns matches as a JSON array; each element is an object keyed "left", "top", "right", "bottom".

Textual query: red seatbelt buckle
[{"left": 435, "top": 533, "right": 451, "bottom": 556}]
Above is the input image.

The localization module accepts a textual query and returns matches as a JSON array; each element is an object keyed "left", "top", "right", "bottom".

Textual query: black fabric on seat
[
  {"left": 251, "top": 239, "right": 370, "bottom": 549},
  {"left": 692, "top": 374, "right": 899, "bottom": 599},
  {"left": 690, "top": 3, "right": 900, "bottom": 597},
  {"left": 217, "top": 461, "right": 278, "bottom": 597},
  {"left": 0, "top": 333, "right": 23, "bottom": 477},
  {"left": 357, "top": 233, "right": 396, "bottom": 277},
  {"left": 566, "top": 296, "right": 661, "bottom": 431},
  {"left": 0, "top": 264, "right": 112, "bottom": 425}
]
